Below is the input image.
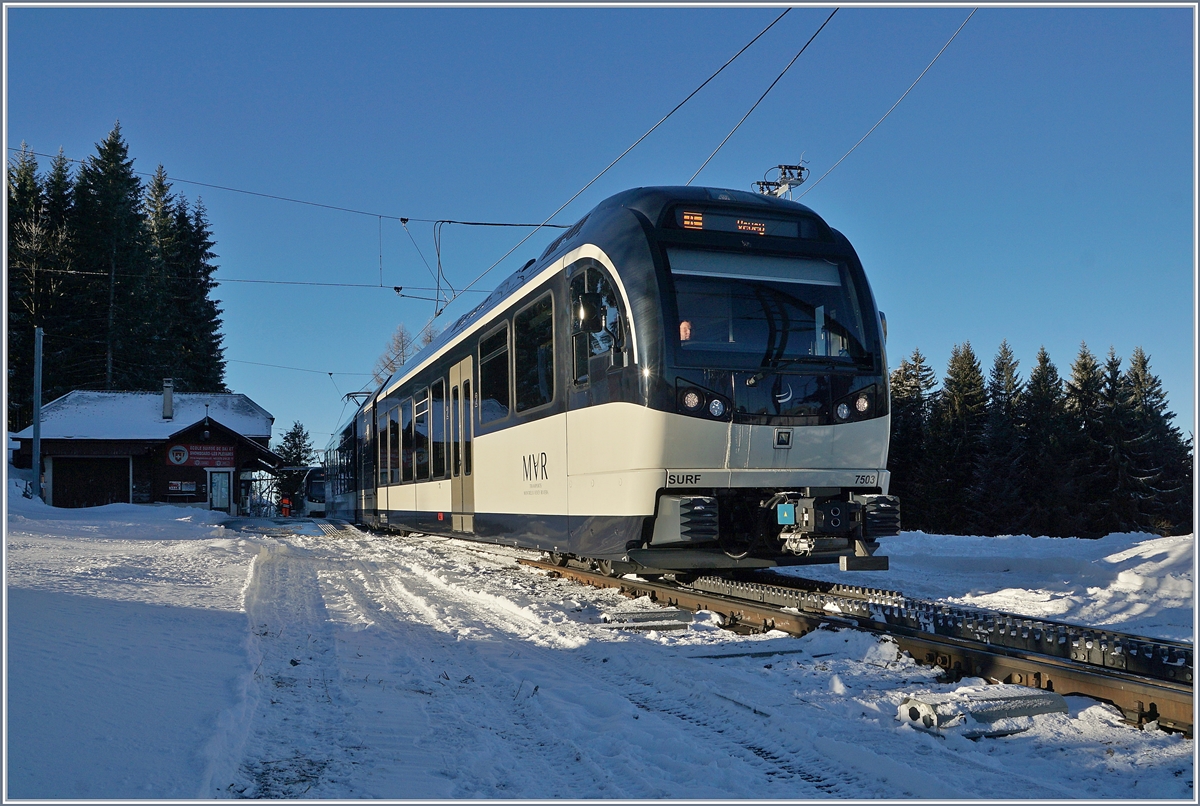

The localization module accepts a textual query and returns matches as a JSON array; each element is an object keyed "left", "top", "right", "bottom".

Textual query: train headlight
[
  {"left": 855, "top": 394, "right": 869, "bottom": 413},
  {"left": 836, "top": 402, "right": 850, "bottom": 420},
  {"left": 681, "top": 389, "right": 703, "bottom": 411},
  {"left": 708, "top": 397, "right": 726, "bottom": 418}
]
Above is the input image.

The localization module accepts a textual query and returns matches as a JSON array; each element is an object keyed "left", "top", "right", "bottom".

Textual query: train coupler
[{"left": 766, "top": 490, "right": 899, "bottom": 566}]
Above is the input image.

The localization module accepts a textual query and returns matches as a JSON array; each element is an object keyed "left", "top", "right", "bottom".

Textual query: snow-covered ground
[{"left": 5, "top": 480, "right": 1195, "bottom": 799}]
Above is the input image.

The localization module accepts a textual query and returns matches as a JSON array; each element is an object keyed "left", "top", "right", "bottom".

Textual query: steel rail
[{"left": 518, "top": 559, "right": 1193, "bottom": 736}]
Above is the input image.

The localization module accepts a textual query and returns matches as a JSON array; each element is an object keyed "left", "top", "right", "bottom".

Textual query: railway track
[{"left": 519, "top": 558, "right": 1194, "bottom": 737}]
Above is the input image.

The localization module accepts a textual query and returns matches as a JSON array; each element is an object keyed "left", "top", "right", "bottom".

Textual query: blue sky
[{"left": 6, "top": 6, "right": 1194, "bottom": 450}]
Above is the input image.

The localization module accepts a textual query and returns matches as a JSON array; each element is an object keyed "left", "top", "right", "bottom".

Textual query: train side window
[
  {"left": 570, "top": 265, "right": 625, "bottom": 384},
  {"left": 377, "top": 407, "right": 389, "bottom": 486},
  {"left": 514, "top": 294, "right": 554, "bottom": 412},
  {"left": 451, "top": 385, "right": 460, "bottom": 477},
  {"left": 431, "top": 380, "right": 446, "bottom": 478},
  {"left": 414, "top": 388, "right": 430, "bottom": 481},
  {"left": 479, "top": 325, "right": 510, "bottom": 423},
  {"left": 388, "top": 406, "right": 400, "bottom": 484},
  {"left": 401, "top": 398, "right": 414, "bottom": 483},
  {"left": 360, "top": 409, "right": 374, "bottom": 494},
  {"left": 463, "top": 378, "right": 473, "bottom": 476}
]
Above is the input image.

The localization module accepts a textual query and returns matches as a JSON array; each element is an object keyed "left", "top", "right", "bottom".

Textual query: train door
[{"left": 449, "top": 356, "right": 475, "bottom": 532}]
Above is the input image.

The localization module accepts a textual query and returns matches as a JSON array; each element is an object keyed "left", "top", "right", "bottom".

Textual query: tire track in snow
[
  {"left": 314, "top": 546, "right": 645, "bottom": 797},
  {"left": 227, "top": 543, "right": 373, "bottom": 798},
  {"left": 304, "top": 534, "right": 863, "bottom": 797}
]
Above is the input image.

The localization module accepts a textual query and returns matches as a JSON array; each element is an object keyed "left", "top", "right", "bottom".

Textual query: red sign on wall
[{"left": 166, "top": 444, "right": 236, "bottom": 467}]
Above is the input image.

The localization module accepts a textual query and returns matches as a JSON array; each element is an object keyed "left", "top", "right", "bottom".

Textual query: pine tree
[
  {"left": 1016, "top": 348, "right": 1074, "bottom": 536},
  {"left": 43, "top": 149, "right": 74, "bottom": 232},
  {"left": 143, "top": 165, "right": 179, "bottom": 380},
  {"left": 7, "top": 146, "right": 78, "bottom": 430},
  {"left": 274, "top": 421, "right": 316, "bottom": 504},
  {"left": 925, "top": 342, "right": 987, "bottom": 534},
  {"left": 37, "top": 148, "right": 85, "bottom": 408},
  {"left": 175, "top": 199, "right": 227, "bottom": 391},
  {"left": 887, "top": 348, "right": 937, "bottom": 530},
  {"left": 1064, "top": 342, "right": 1109, "bottom": 535},
  {"left": 1123, "top": 347, "right": 1192, "bottom": 534},
  {"left": 1089, "top": 348, "right": 1144, "bottom": 533},
  {"left": 71, "top": 122, "right": 149, "bottom": 391},
  {"left": 968, "top": 341, "right": 1026, "bottom": 535},
  {"left": 7, "top": 144, "right": 42, "bottom": 430}
]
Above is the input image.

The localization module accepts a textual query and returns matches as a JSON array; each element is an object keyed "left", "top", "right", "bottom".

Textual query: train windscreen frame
[{"left": 666, "top": 247, "right": 878, "bottom": 371}]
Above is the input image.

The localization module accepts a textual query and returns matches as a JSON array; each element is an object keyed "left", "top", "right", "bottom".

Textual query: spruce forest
[
  {"left": 889, "top": 341, "right": 1193, "bottom": 538},
  {"left": 7, "top": 123, "right": 226, "bottom": 432}
]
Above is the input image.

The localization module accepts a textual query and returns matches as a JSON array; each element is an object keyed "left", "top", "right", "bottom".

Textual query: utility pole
[{"left": 32, "top": 326, "right": 43, "bottom": 501}]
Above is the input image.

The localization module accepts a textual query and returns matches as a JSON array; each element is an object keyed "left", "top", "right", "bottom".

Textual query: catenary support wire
[
  {"left": 799, "top": 8, "right": 976, "bottom": 199},
  {"left": 688, "top": 8, "right": 839, "bottom": 186}
]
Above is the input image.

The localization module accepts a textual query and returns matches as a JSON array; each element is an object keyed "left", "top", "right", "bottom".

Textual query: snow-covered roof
[{"left": 13, "top": 390, "right": 274, "bottom": 441}]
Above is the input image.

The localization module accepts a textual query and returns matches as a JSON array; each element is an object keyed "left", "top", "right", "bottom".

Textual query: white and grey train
[{"left": 325, "top": 186, "right": 900, "bottom": 574}]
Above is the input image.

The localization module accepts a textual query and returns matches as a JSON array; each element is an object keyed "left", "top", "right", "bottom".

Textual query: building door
[
  {"left": 51, "top": 457, "right": 130, "bottom": 508},
  {"left": 208, "top": 469, "right": 233, "bottom": 513},
  {"left": 449, "top": 356, "right": 475, "bottom": 533}
]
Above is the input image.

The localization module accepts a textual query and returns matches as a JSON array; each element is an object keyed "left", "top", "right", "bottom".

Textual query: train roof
[{"left": 367, "top": 185, "right": 833, "bottom": 407}]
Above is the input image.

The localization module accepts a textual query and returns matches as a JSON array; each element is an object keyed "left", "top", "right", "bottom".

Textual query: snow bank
[
  {"left": 791, "top": 531, "right": 1194, "bottom": 642},
  {"left": 6, "top": 472, "right": 260, "bottom": 798}
]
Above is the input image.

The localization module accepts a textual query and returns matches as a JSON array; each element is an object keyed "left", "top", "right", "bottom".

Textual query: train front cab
[{"left": 566, "top": 188, "right": 901, "bottom": 573}]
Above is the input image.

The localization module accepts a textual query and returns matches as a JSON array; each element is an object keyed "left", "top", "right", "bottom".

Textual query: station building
[{"left": 12, "top": 380, "right": 281, "bottom": 513}]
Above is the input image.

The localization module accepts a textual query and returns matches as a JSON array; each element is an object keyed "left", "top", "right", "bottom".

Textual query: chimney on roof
[{"left": 163, "top": 378, "right": 174, "bottom": 420}]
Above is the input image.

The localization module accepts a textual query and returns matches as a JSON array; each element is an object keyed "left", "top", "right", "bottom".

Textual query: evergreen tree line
[
  {"left": 888, "top": 340, "right": 1193, "bottom": 538},
  {"left": 7, "top": 123, "right": 226, "bottom": 431}
]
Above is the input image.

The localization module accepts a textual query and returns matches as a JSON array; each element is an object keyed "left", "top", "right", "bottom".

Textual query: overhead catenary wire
[
  {"left": 799, "top": 8, "right": 976, "bottom": 199},
  {"left": 443, "top": 7, "right": 794, "bottom": 313},
  {"left": 4, "top": 146, "right": 572, "bottom": 229},
  {"left": 227, "top": 358, "right": 372, "bottom": 376},
  {"left": 10, "top": 265, "right": 489, "bottom": 292},
  {"left": 687, "top": 8, "right": 839, "bottom": 186}
]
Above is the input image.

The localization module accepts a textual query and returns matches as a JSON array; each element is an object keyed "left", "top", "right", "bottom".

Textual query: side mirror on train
[{"left": 577, "top": 293, "right": 604, "bottom": 333}]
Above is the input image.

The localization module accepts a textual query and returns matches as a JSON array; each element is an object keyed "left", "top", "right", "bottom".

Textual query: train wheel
[
  {"left": 548, "top": 552, "right": 569, "bottom": 567},
  {"left": 596, "top": 559, "right": 616, "bottom": 577}
]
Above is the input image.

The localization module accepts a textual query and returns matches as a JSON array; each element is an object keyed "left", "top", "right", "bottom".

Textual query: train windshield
[
  {"left": 305, "top": 470, "right": 326, "bottom": 503},
  {"left": 667, "top": 248, "right": 877, "bottom": 369}
]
